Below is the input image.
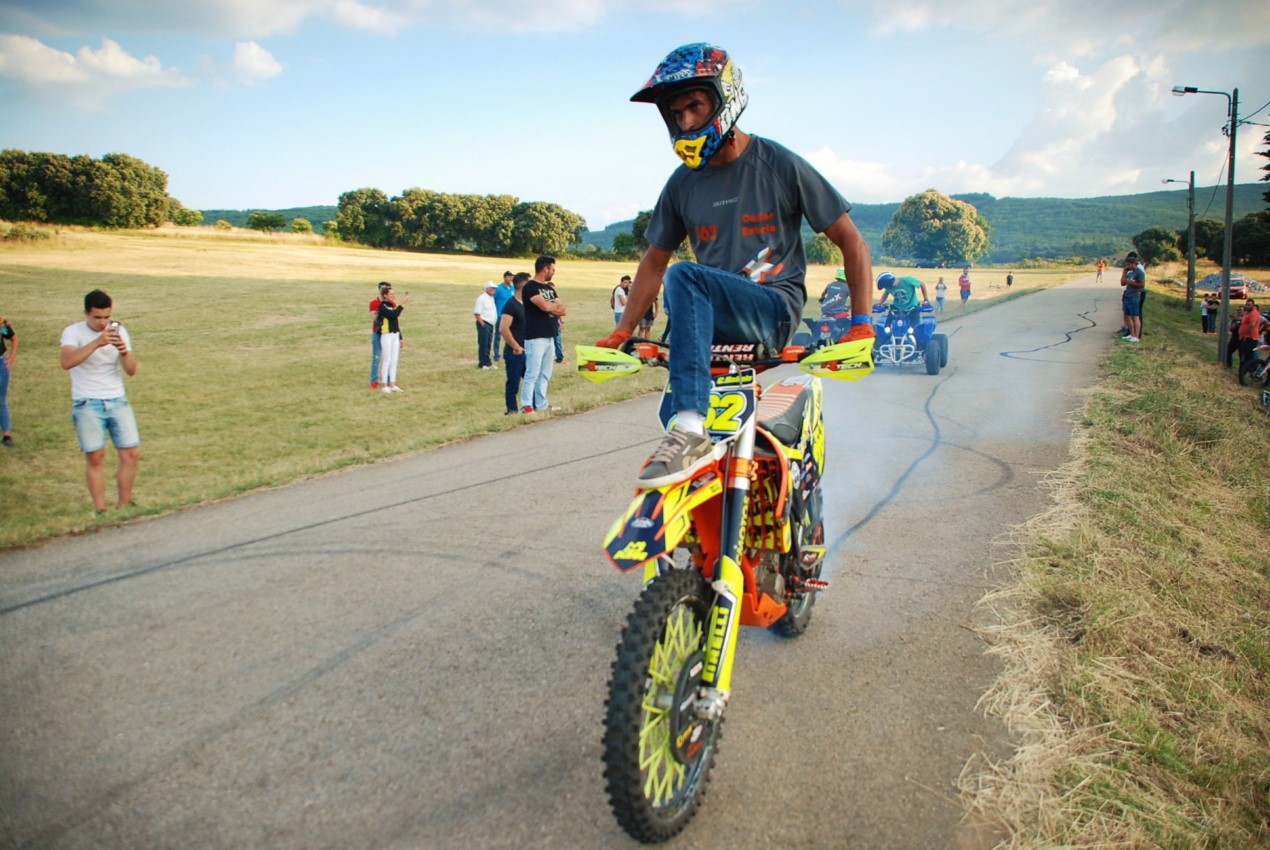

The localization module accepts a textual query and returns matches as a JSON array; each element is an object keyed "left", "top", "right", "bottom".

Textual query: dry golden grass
[{"left": 963, "top": 283, "right": 1270, "bottom": 848}]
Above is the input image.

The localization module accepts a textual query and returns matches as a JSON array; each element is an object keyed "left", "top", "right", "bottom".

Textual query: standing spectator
[
  {"left": 522, "top": 255, "right": 566, "bottom": 413},
  {"left": 59, "top": 290, "right": 140, "bottom": 513},
  {"left": 958, "top": 267, "right": 971, "bottom": 307},
  {"left": 1237, "top": 300, "right": 1262, "bottom": 372},
  {"left": 1205, "top": 295, "right": 1220, "bottom": 334},
  {"left": 1199, "top": 295, "right": 1210, "bottom": 334},
  {"left": 612, "top": 275, "right": 630, "bottom": 326},
  {"left": 638, "top": 297, "right": 658, "bottom": 337},
  {"left": 1119, "top": 254, "right": 1145, "bottom": 343},
  {"left": 492, "top": 271, "right": 515, "bottom": 362},
  {"left": 368, "top": 282, "right": 389, "bottom": 389},
  {"left": 658, "top": 292, "right": 672, "bottom": 344},
  {"left": 499, "top": 273, "right": 529, "bottom": 414},
  {"left": 934, "top": 276, "right": 947, "bottom": 312},
  {"left": 376, "top": 284, "right": 409, "bottom": 392},
  {"left": 1095, "top": 259, "right": 1106, "bottom": 282},
  {"left": 1006, "top": 271, "right": 1014, "bottom": 289},
  {"left": 0, "top": 311, "right": 16, "bottom": 446},
  {"left": 474, "top": 281, "right": 498, "bottom": 369}
]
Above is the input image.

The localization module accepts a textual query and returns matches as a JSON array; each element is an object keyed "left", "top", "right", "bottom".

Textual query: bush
[
  {"left": 2, "top": 223, "right": 52, "bottom": 242},
  {"left": 214, "top": 219, "right": 233, "bottom": 231}
]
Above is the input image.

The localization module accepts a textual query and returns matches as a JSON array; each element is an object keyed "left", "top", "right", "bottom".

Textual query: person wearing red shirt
[{"left": 368, "top": 282, "right": 388, "bottom": 389}]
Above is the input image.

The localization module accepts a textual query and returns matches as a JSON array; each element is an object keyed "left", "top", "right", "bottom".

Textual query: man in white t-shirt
[
  {"left": 59, "top": 289, "right": 140, "bottom": 513},
  {"left": 612, "top": 275, "right": 630, "bottom": 326},
  {"left": 474, "top": 281, "right": 499, "bottom": 369}
]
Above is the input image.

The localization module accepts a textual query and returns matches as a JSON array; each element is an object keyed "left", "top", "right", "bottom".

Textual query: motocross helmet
[
  {"left": 835, "top": 267, "right": 847, "bottom": 281},
  {"left": 876, "top": 272, "right": 896, "bottom": 290},
  {"left": 631, "top": 43, "right": 748, "bottom": 170}
]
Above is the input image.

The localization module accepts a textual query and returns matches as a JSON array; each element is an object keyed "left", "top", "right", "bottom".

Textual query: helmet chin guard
[{"left": 631, "top": 43, "right": 748, "bottom": 170}]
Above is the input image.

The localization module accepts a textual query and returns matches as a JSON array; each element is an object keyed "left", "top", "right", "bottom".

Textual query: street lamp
[
  {"left": 1162, "top": 172, "right": 1196, "bottom": 310},
  {"left": 1172, "top": 84, "right": 1239, "bottom": 363}
]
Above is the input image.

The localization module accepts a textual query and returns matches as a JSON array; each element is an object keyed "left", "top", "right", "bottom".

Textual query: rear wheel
[
  {"left": 603, "top": 569, "right": 720, "bottom": 843},
  {"left": 924, "top": 338, "right": 942, "bottom": 375},
  {"left": 1238, "top": 357, "right": 1258, "bottom": 386},
  {"left": 771, "top": 486, "right": 824, "bottom": 637}
]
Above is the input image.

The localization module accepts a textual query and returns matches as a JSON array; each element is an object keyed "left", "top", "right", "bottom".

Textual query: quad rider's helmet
[
  {"left": 631, "top": 43, "right": 749, "bottom": 170},
  {"left": 835, "top": 267, "right": 847, "bottom": 282},
  {"left": 876, "top": 272, "right": 896, "bottom": 290}
]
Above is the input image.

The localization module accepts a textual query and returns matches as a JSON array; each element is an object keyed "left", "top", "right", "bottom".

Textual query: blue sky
[{"left": 1, "top": 0, "right": 1267, "bottom": 230}]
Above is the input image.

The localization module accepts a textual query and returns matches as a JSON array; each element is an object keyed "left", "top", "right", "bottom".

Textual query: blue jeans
[
  {"left": 504, "top": 350, "right": 526, "bottom": 413},
  {"left": 554, "top": 330, "right": 564, "bottom": 362},
  {"left": 72, "top": 397, "right": 140, "bottom": 452},
  {"left": 370, "top": 333, "right": 381, "bottom": 384},
  {"left": 663, "top": 262, "right": 789, "bottom": 415},
  {"left": 0, "top": 359, "right": 9, "bottom": 433},
  {"left": 522, "top": 337, "right": 555, "bottom": 410}
]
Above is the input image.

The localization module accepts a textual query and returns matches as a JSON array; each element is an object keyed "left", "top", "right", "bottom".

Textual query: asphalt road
[{"left": 0, "top": 276, "right": 1115, "bottom": 850}]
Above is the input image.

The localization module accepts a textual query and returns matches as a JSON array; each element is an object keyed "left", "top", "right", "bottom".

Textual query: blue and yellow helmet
[{"left": 631, "top": 43, "right": 748, "bottom": 170}]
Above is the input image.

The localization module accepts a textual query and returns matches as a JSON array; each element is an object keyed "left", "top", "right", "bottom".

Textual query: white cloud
[
  {"left": 0, "top": 34, "right": 187, "bottom": 107},
  {"left": 232, "top": 41, "right": 282, "bottom": 83}
]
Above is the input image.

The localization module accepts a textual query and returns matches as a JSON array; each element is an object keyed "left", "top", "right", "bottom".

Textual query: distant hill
[
  {"left": 580, "top": 183, "right": 1266, "bottom": 263},
  {"left": 200, "top": 206, "right": 337, "bottom": 234}
]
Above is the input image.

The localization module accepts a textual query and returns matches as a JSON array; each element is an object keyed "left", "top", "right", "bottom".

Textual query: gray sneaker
[{"left": 637, "top": 427, "right": 724, "bottom": 488}]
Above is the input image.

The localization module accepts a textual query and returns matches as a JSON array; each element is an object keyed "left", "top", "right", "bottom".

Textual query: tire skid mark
[
  {"left": 825, "top": 299, "right": 1101, "bottom": 558},
  {"left": 999, "top": 300, "right": 1105, "bottom": 361},
  {"left": 0, "top": 439, "right": 657, "bottom": 617}
]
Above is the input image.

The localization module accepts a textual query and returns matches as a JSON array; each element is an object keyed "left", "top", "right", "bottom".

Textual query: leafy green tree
[
  {"left": 336, "top": 188, "right": 391, "bottom": 247},
  {"left": 611, "top": 231, "right": 638, "bottom": 258},
  {"left": 246, "top": 210, "right": 286, "bottom": 232},
  {"left": 1131, "top": 226, "right": 1181, "bottom": 266},
  {"left": 290, "top": 217, "right": 313, "bottom": 233},
  {"left": 1231, "top": 210, "right": 1270, "bottom": 266},
  {"left": 881, "top": 189, "right": 990, "bottom": 264},
  {"left": 804, "top": 233, "right": 840, "bottom": 265},
  {"left": 508, "top": 201, "right": 584, "bottom": 255},
  {"left": 1259, "top": 129, "right": 1270, "bottom": 207},
  {"left": 632, "top": 210, "right": 652, "bottom": 251},
  {"left": 172, "top": 207, "right": 203, "bottom": 226},
  {"left": 1180, "top": 218, "right": 1224, "bottom": 260}
]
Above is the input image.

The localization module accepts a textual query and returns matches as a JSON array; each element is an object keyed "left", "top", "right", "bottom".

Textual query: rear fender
[{"left": 603, "top": 469, "right": 724, "bottom": 573}]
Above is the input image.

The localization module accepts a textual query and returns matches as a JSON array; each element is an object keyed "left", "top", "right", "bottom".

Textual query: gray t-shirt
[{"left": 644, "top": 135, "right": 852, "bottom": 334}]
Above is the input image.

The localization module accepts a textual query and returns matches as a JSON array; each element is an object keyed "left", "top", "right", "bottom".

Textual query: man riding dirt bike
[
  {"left": 596, "top": 42, "right": 875, "bottom": 487},
  {"left": 591, "top": 42, "right": 876, "bottom": 841}
]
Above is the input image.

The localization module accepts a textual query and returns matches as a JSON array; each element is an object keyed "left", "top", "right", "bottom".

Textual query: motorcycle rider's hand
[
  {"left": 596, "top": 329, "right": 632, "bottom": 349},
  {"left": 839, "top": 324, "right": 876, "bottom": 343}
]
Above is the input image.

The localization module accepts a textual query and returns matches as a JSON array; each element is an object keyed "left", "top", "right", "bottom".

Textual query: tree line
[
  {"left": 0, "top": 149, "right": 182, "bottom": 229},
  {"left": 332, "top": 187, "right": 587, "bottom": 256}
]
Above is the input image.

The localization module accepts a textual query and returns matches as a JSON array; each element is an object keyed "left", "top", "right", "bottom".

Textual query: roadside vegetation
[{"left": 965, "top": 263, "right": 1270, "bottom": 848}]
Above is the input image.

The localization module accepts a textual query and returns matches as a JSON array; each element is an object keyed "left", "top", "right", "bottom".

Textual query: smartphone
[{"left": 108, "top": 321, "right": 120, "bottom": 331}]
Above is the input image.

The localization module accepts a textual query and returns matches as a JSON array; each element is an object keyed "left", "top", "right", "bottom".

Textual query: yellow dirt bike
[{"left": 576, "top": 336, "right": 873, "bottom": 843}]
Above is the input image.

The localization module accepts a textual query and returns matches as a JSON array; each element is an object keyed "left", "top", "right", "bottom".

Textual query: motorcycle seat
[{"left": 757, "top": 376, "right": 812, "bottom": 446}]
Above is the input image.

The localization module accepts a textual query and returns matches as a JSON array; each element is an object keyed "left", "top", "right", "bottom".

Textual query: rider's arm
[
  {"left": 920, "top": 282, "right": 931, "bottom": 302},
  {"left": 619, "top": 245, "right": 674, "bottom": 336},
  {"left": 821, "top": 213, "right": 872, "bottom": 321}
]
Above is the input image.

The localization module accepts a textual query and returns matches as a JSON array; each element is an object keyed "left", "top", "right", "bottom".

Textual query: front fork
[{"left": 695, "top": 416, "right": 757, "bottom": 720}]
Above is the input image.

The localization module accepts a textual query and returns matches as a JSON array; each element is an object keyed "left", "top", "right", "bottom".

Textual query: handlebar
[{"left": 620, "top": 336, "right": 821, "bottom": 374}]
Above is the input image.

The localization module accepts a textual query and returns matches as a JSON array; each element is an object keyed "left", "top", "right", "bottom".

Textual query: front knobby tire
[
  {"left": 771, "top": 485, "right": 824, "bottom": 637},
  {"left": 602, "top": 569, "right": 720, "bottom": 843}
]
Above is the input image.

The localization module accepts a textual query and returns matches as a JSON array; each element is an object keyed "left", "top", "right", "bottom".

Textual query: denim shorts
[
  {"left": 1122, "top": 289, "right": 1143, "bottom": 318},
  {"left": 72, "top": 397, "right": 141, "bottom": 453}
]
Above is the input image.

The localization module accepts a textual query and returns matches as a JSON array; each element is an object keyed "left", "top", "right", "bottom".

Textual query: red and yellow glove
[{"left": 596, "top": 329, "right": 632, "bottom": 349}]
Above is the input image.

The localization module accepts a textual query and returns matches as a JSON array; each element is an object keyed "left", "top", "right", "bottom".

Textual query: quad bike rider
[{"left": 872, "top": 271, "right": 948, "bottom": 375}]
